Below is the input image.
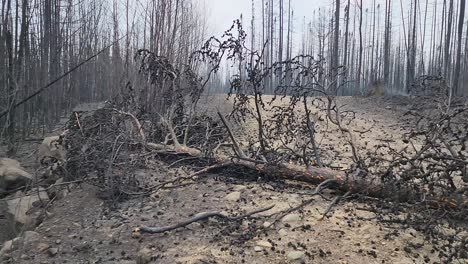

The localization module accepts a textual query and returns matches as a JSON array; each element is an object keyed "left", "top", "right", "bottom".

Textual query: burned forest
[{"left": 0, "top": 0, "right": 467, "bottom": 263}]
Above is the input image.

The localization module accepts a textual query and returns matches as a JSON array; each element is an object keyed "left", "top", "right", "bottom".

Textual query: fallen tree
[{"left": 61, "top": 20, "right": 467, "bottom": 212}]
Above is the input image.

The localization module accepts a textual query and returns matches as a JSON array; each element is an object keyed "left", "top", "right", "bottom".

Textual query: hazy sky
[
  {"left": 203, "top": 0, "right": 424, "bottom": 53},
  {"left": 204, "top": 0, "right": 331, "bottom": 36},
  {"left": 203, "top": 0, "right": 415, "bottom": 45}
]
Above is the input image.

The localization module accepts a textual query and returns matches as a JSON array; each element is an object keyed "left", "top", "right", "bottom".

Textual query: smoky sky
[
  {"left": 205, "top": 0, "right": 418, "bottom": 40},
  {"left": 205, "top": 0, "right": 332, "bottom": 36}
]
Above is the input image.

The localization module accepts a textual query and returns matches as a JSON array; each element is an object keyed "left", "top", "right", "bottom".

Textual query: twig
[
  {"left": 321, "top": 191, "right": 351, "bottom": 219},
  {"left": 111, "top": 109, "right": 146, "bottom": 142},
  {"left": 75, "top": 112, "right": 85, "bottom": 137},
  {"left": 137, "top": 205, "right": 275, "bottom": 234},
  {"left": 272, "top": 179, "right": 341, "bottom": 222},
  {"left": 217, "top": 111, "right": 247, "bottom": 159}
]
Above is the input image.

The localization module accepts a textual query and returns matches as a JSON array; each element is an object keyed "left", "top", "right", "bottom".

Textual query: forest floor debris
[{"left": 0, "top": 96, "right": 467, "bottom": 264}]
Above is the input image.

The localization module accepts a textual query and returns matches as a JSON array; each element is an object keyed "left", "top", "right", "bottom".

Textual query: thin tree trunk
[
  {"left": 331, "top": 0, "right": 340, "bottom": 94},
  {"left": 452, "top": 0, "right": 465, "bottom": 95},
  {"left": 357, "top": 0, "right": 363, "bottom": 92},
  {"left": 444, "top": 0, "right": 454, "bottom": 77}
]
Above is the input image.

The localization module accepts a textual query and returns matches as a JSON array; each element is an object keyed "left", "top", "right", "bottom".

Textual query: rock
[
  {"left": 282, "top": 213, "right": 301, "bottom": 224},
  {"left": 254, "top": 246, "right": 263, "bottom": 252},
  {"left": 0, "top": 200, "right": 17, "bottom": 244},
  {"left": 263, "top": 221, "right": 272, "bottom": 228},
  {"left": 37, "top": 136, "right": 66, "bottom": 166},
  {"left": 241, "top": 220, "right": 250, "bottom": 230},
  {"left": 256, "top": 240, "right": 272, "bottom": 248},
  {"left": 0, "top": 240, "right": 13, "bottom": 257},
  {"left": 439, "top": 226, "right": 457, "bottom": 237},
  {"left": 355, "top": 209, "right": 376, "bottom": 219},
  {"left": 406, "top": 228, "right": 417, "bottom": 236},
  {"left": 0, "top": 158, "right": 20, "bottom": 168},
  {"left": 401, "top": 228, "right": 424, "bottom": 245},
  {"left": 132, "top": 229, "right": 142, "bottom": 239},
  {"left": 457, "top": 231, "right": 468, "bottom": 240},
  {"left": 278, "top": 229, "right": 288, "bottom": 237},
  {"left": 233, "top": 185, "right": 247, "bottom": 191},
  {"left": 72, "top": 242, "right": 92, "bottom": 253},
  {"left": 288, "top": 194, "right": 300, "bottom": 204},
  {"left": 7, "top": 190, "right": 49, "bottom": 228},
  {"left": 0, "top": 158, "right": 32, "bottom": 191},
  {"left": 48, "top": 247, "right": 58, "bottom": 257},
  {"left": 22, "top": 231, "right": 41, "bottom": 244},
  {"left": 224, "top": 191, "right": 241, "bottom": 202},
  {"left": 332, "top": 210, "right": 347, "bottom": 220},
  {"left": 48, "top": 178, "right": 70, "bottom": 199},
  {"left": 287, "top": 251, "right": 305, "bottom": 260},
  {"left": 36, "top": 243, "right": 50, "bottom": 252},
  {"left": 136, "top": 247, "right": 153, "bottom": 264}
]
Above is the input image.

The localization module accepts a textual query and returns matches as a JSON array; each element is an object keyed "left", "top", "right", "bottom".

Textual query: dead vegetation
[
  {"left": 2, "top": 21, "right": 466, "bottom": 264},
  {"left": 27, "top": 21, "right": 464, "bottom": 263}
]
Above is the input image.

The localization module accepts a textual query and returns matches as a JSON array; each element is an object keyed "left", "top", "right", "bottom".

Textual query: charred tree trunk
[
  {"left": 331, "top": 0, "right": 340, "bottom": 94},
  {"left": 452, "top": 0, "right": 465, "bottom": 95}
]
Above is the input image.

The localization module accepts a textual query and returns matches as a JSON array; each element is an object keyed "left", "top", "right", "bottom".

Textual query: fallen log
[{"left": 122, "top": 109, "right": 467, "bottom": 210}]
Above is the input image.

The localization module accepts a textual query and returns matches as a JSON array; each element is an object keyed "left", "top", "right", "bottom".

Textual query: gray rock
[
  {"left": 281, "top": 213, "right": 301, "bottom": 224},
  {"left": 136, "top": 247, "right": 153, "bottom": 264},
  {"left": 278, "top": 229, "right": 288, "bottom": 237},
  {"left": 224, "top": 191, "right": 241, "bottom": 202},
  {"left": 233, "top": 185, "right": 247, "bottom": 191},
  {"left": 37, "top": 136, "right": 67, "bottom": 182},
  {"left": 7, "top": 190, "right": 49, "bottom": 228},
  {"left": 48, "top": 247, "right": 58, "bottom": 257},
  {"left": 0, "top": 240, "right": 13, "bottom": 257},
  {"left": 48, "top": 178, "right": 70, "bottom": 200},
  {"left": 36, "top": 243, "right": 50, "bottom": 252},
  {"left": 22, "top": 231, "right": 41, "bottom": 243},
  {"left": 287, "top": 251, "right": 305, "bottom": 260},
  {"left": 0, "top": 201, "right": 17, "bottom": 244},
  {"left": 256, "top": 240, "right": 272, "bottom": 248},
  {"left": 0, "top": 158, "right": 32, "bottom": 191}
]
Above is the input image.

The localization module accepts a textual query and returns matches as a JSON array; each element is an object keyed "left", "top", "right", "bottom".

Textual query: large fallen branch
[{"left": 108, "top": 108, "right": 465, "bottom": 210}]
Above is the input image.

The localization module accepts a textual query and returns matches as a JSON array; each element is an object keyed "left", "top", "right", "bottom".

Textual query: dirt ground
[{"left": 1, "top": 96, "right": 467, "bottom": 264}]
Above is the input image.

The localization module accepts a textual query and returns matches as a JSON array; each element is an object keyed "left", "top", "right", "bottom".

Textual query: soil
[{"left": 1, "top": 96, "right": 466, "bottom": 264}]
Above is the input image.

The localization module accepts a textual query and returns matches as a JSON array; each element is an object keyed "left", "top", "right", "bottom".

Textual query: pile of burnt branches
[
  {"left": 64, "top": 106, "right": 149, "bottom": 200},
  {"left": 365, "top": 90, "right": 468, "bottom": 207},
  {"left": 63, "top": 100, "right": 229, "bottom": 201}
]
